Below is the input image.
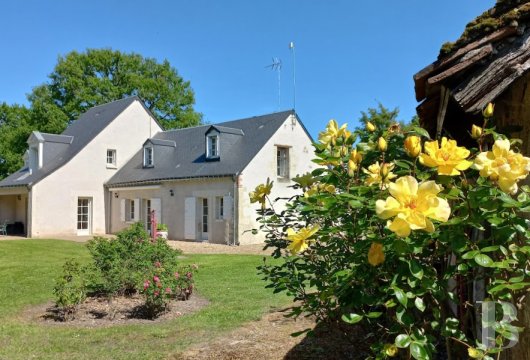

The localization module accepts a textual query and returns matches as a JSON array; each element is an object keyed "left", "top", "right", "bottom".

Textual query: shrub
[
  {"left": 256, "top": 107, "right": 530, "bottom": 359},
  {"left": 86, "top": 222, "right": 181, "bottom": 296},
  {"left": 140, "top": 262, "right": 197, "bottom": 317},
  {"left": 53, "top": 259, "right": 86, "bottom": 320},
  {"left": 157, "top": 223, "right": 168, "bottom": 231}
]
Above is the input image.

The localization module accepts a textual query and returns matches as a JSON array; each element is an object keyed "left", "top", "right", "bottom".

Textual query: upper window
[
  {"left": 106, "top": 149, "right": 117, "bottom": 168},
  {"left": 143, "top": 147, "right": 154, "bottom": 167},
  {"left": 206, "top": 135, "right": 219, "bottom": 158},
  {"left": 277, "top": 147, "right": 290, "bottom": 178}
]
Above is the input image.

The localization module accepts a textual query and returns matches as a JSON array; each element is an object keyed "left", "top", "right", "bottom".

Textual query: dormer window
[
  {"left": 207, "top": 135, "right": 219, "bottom": 159},
  {"left": 143, "top": 146, "right": 154, "bottom": 167}
]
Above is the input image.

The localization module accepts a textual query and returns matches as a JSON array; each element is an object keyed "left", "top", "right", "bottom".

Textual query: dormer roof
[{"left": 205, "top": 125, "right": 244, "bottom": 136}]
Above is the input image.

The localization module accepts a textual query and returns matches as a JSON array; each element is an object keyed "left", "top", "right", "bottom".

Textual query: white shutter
[
  {"left": 133, "top": 198, "right": 140, "bottom": 221},
  {"left": 223, "top": 196, "right": 233, "bottom": 220},
  {"left": 120, "top": 199, "right": 125, "bottom": 222},
  {"left": 184, "top": 197, "right": 196, "bottom": 240},
  {"left": 151, "top": 198, "right": 162, "bottom": 224}
]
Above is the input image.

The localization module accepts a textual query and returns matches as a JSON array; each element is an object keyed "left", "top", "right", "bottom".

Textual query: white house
[{"left": 0, "top": 97, "right": 314, "bottom": 244}]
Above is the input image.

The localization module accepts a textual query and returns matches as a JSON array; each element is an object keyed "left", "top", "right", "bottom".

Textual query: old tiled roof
[{"left": 414, "top": 0, "right": 530, "bottom": 128}]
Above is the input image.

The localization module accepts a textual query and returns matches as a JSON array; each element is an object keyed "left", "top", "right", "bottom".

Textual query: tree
[
  {"left": 29, "top": 48, "right": 202, "bottom": 130},
  {"left": 0, "top": 48, "right": 202, "bottom": 179},
  {"left": 0, "top": 104, "right": 32, "bottom": 178}
]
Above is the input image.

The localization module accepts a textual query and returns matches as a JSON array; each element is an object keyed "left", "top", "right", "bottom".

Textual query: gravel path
[{"left": 168, "top": 240, "right": 271, "bottom": 255}]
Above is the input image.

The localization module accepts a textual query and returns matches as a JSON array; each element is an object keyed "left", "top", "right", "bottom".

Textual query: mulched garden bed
[{"left": 20, "top": 293, "right": 209, "bottom": 328}]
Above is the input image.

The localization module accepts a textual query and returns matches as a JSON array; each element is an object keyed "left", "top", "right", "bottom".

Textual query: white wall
[
  {"left": 29, "top": 101, "right": 162, "bottom": 237},
  {"left": 238, "top": 115, "right": 314, "bottom": 244},
  {"left": 109, "top": 178, "right": 234, "bottom": 243}
]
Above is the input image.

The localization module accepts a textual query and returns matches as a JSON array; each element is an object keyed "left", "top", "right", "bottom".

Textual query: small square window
[
  {"left": 277, "top": 147, "right": 289, "bottom": 178},
  {"left": 144, "top": 147, "right": 153, "bottom": 167},
  {"left": 106, "top": 149, "right": 116, "bottom": 167}
]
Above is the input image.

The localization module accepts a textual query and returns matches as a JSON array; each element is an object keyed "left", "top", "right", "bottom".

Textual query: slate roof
[
  {"left": 0, "top": 97, "right": 142, "bottom": 188},
  {"left": 107, "top": 110, "right": 299, "bottom": 187}
]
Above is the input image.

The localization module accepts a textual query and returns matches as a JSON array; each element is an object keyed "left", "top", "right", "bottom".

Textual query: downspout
[{"left": 232, "top": 172, "right": 239, "bottom": 246}]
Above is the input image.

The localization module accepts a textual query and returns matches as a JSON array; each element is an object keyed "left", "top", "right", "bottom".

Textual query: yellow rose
[
  {"left": 471, "top": 124, "right": 483, "bottom": 139},
  {"left": 368, "top": 242, "right": 385, "bottom": 266},
  {"left": 474, "top": 138, "right": 530, "bottom": 194},
  {"left": 468, "top": 347, "right": 483, "bottom": 359},
  {"left": 378, "top": 137, "right": 388, "bottom": 152},
  {"left": 285, "top": 225, "right": 319, "bottom": 254},
  {"left": 366, "top": 121, "right": 376, "bottom": 132},
  {"left": 363, "top": 162, "right": 397, "bottom": 190},
  {"left": 483, "top": 102, "right": 494, "bottom": 118},
  {"left": 319, "top": 119, "right": 347, "bottom": 148},
  {"left": 348, "top": 149, "right": 362, "bottom": 176},
  {"left": 404, "top": 136, "right": 421, "bottom": 158},
  {"left": 376, "top": 176, "right": 451, "bottom": 237},
  {"left": 249, "top": 178, "right": 274, "bottom": 209},
  {"left": 419, "top": 137, "right": 472, "bottom": 176},
  {"left": 383, "top": 343, "right": 398, "bottom": 357}
]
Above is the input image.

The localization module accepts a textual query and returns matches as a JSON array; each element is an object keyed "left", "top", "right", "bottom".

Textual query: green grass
[{"left": 0, "top": 240, "right": 290, "bottom": 359}]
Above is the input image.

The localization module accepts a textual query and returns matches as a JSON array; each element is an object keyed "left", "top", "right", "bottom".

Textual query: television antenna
[{"left": 266, "top": 57, "right": 282, "bottom": 111}]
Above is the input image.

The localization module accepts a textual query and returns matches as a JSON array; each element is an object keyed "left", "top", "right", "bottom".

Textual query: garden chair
[{"left": 0, "top": 221, "right": 7, "bottom": 236}]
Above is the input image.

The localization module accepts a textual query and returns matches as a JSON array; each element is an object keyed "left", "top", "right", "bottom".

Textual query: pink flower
[
  {"left": 143, "top": 280, "right": 150, "bottom": 290},
  {"left": 165, "top": 287, "right": 172, "bottom": 294},
  {"left": 154, "top": 261, "right": 161, "bottom": 268},
  {"left": 154, "top": 290, "right": 160, "bottom": 297},
  {"left": 174, "top": 272, "right": 180, "bottom": 279},
  {"left": 186, "top": 272, "right": 192, "bottom": 279},
  {"left": 153, "top": 276, "right": 160, "bottom": 283}
]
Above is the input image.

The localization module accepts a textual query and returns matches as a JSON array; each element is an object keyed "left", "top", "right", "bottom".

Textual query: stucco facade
[{"left": 238, "top": 115, "right": 315, "bottom": 244}]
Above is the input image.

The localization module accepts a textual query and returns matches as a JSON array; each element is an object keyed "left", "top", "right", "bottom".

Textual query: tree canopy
[{"left": 0, "top": 48, "right": 202, "bottom": 179}]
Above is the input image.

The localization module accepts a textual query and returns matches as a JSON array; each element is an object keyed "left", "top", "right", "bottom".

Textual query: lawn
[{"left": 0, "top": 240, "right": 290, "bottom": 359}]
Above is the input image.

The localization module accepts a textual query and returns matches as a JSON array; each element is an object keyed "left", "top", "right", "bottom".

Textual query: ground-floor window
[{"left": 215, "top": 196, "right": 224, "bottom": 220}]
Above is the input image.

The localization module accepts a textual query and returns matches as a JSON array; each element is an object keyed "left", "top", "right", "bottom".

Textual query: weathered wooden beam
[
  {"left": 413, "top": 26, "right": 518, "bottom": 101},
  {"left": 453, "top": 31, "right": 530, "bottom": 113},
  {"left": 436, "top": 87, "right": 450, "bottom": 139},
  {"left": 427, "top": 44, "right": 493, "bottom": 86}
]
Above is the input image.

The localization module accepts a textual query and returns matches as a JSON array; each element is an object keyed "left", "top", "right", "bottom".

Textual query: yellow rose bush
[{"left": 255, "top": 106, "right": 530, "bottom": 359}]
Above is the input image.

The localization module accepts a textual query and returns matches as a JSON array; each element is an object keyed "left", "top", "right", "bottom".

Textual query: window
[
  {"left": 215, "top": 196, "right": 224, "bottom": 220},
  {"left": 143, "top": 147, "right": 153, "bottom": 167},
  {"left": 277, "top": 147, "right": 290, "bottom": 178},
  {"left": 125, "top": 199, "right": 137, "bottom": 221},
  {"left": 206, "top": 135, "right": 219, "bottom": 158},
  {"left": 106, "top": 149, "right": 116, "bottom": 167}
]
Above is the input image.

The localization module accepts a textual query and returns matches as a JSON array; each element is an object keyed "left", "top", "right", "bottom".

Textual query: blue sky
[{"left": 1, "top": 0, "right": 495, "bottom": 137}]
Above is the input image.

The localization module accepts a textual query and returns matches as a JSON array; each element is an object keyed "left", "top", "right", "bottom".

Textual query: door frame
[{"left": 77, "top": 197, "right": 92, "bottom": 236}]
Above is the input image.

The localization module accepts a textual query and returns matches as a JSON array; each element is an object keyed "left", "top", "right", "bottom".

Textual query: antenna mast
[
  {"left": 266, "top": 57, "right": 282, "bottom": 111},
  {"left": 289, "top": 41, "right": 296, "bottom": 110}
]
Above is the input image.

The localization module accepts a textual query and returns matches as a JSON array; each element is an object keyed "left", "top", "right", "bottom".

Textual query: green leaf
[
  {"left": 410, "top": 342, "right": 429, "bottom": 360},
  {"left": 395, "top": 334, "right": 411, "bottom": 348},
  {"left": 394, "top": 287, "right": 408, "bottom": 307},
  {"left": 475, "top": 254, "right": 494, "bottom": 268},
  {"left": 365, "top": 311, "right": 382, "bottom": 318},
  {"left": 415, "top": 297, "right": 426, "bottom": 312},
  {"left": 462, "top": 250, "right": 480, "bottom": 259},
  {"left": 341, "top": 313, "right": 363, "bottom": 324},
  {"left": 411, "top": 126, "right": 431, "bottom": 139},
  {"left": 409, "top": 260, "right": 424, "bottom": 280}
]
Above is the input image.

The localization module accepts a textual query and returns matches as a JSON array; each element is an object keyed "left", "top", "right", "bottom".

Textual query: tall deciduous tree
[
  {"left": 30, "top": 48, "right": 202, "bottom": 130},
  {"left": 0, "top": 104, "right": 32, "bottom": 178},
  {"left": 0, "top": 48, "right": 202, "bottom": 179}
]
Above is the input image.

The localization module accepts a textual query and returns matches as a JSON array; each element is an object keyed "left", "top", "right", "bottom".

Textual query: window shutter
[
  {"left": 184, "top": 197, "right": 196, "bottom": 240},
  {"left": 223, "top": 196, "right": 233, "bottom": 220},
  {"left": 151, "top": 198, "right": 162, "bottom": 224},
  {"left": 120, "top": 199, "right": 125, "bottom": 222},
  {"left": 133, "top": 198, "right": 140, "bottom": 221}
]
